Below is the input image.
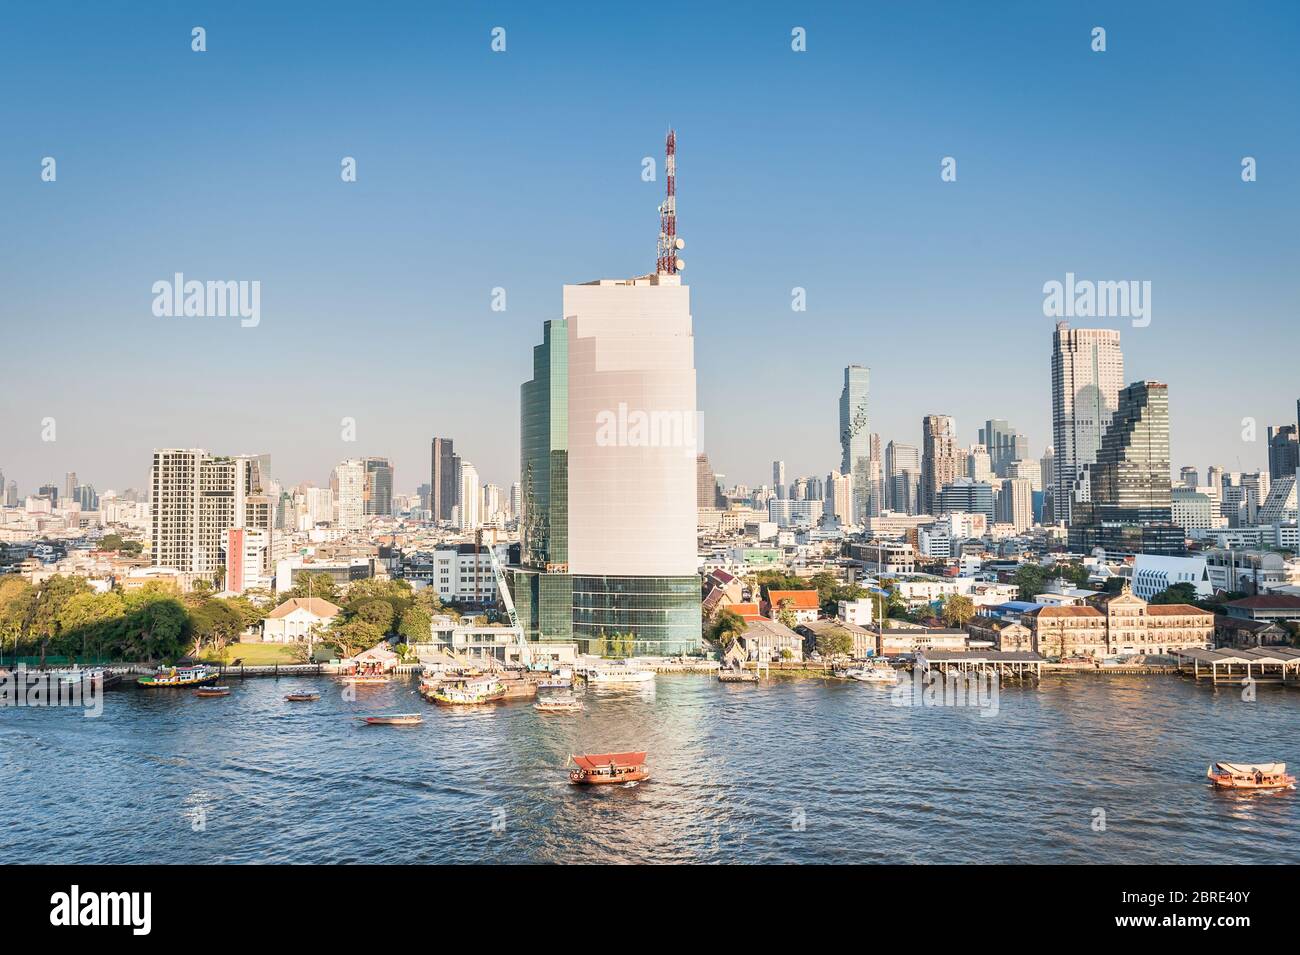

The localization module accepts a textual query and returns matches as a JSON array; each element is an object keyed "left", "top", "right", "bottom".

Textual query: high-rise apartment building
[
  {"left": 1051, "top": 322, "right": 1124, "bottom": 524},
  {"left": 64, "top": 472, "right": 77, "bottom": 502},
  {"left": 997, "top": 478, "right": 1034, "bottom": 532},
  {"left": 840, "top": 365, "right": 871, "bottom": 524},
  {"left": 1069, "top": 381, "right": 1183, "bottom": 556},
  {"left": 456, "top": 460, "right": 481, "bottom": 531},
  {"left": 825, "top": 470, "right": 853, "bottom": 526},
  {"left": 921, "top": 414, "right": 960, "bottom": 516},
  {"left": 332, "top": 459, "right": 365, "bottom": 530},
  {"left": 885, "top": 440, "right": 921, "bottom": 514},
  {"left": 429, "top": 437, "right": 457, "bottom": 523},
  {"left": 150, "top": 449, "right": 271, "bottom": 574},
  {"left": 363, "top": 456, "right": 394, "bottom": 517}
]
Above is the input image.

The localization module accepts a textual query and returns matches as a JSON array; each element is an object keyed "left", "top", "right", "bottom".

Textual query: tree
[
  {"left": 1150, "top": 582, "right": 1198, "bottom": 605},
  {"left": 189, "top": 600, "right": 244, "bottom": 656},
  {"left": 775, "top": 598, "right": 797, "bottom": 630},
  {"left": 280, "top": 572, "right": 339, "bottom": 605},
  {"left": 355, "top": 599, "right": 395, "bottom": 634},
  {"left": 1014, "top": 564, "right": 1050, "bottom": 600},
  {"left": 121, "top": 590, "right": 190, "bottom": 662},
  {"left": 706, "top": 609, "right": 746, "bottom": 653},
  {"left": 941, "top": 593, "right": 976, "bottom": 628},
  {"left": 55, "top": 591, "right": 126, "bottom": 659},
  {"left": 398, "top": 605, "right": 433, "bottom": 645},
  {"left": 814, "top": 627, "right": 854, "bottom": 662},
  {"left": 330, "top": 619, "right": 382, "bottom": 657}
]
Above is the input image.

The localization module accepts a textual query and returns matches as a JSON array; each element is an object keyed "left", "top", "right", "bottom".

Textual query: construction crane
[{"left": 476, "top": 528, "right": 531, "bottom": 668}]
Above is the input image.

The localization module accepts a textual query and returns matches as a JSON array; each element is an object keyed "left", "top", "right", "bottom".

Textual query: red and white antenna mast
[{"left": 656, "top": 128, "right": 684, "bottom": 275}]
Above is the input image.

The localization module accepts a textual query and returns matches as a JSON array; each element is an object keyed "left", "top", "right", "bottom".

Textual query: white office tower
[
  {"left": 509, "top": 482, "right": 522, "bottom": 521},
  {"left": 332, "top": 459, "right": 365, "bottom": 530},
  {"left": 1051, "top": 323, "right": 1123, "bottom": 524},
  {"left": 565, "top": 271, "right": 700, "bottom": 654},
  {"left": 457, "top": 461, "right": 481, "bottom": 531},
  {"left": 150, "top": 449, "right": 271, "bottom": 573}
]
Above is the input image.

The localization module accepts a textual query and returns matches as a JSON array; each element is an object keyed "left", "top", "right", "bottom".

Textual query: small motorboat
[
  {"left": 568, "top": 751, "right": 649, "bottom": 785},
  {"left": 284, "top": 691, "right": 320, "bottom": 702},
  {"left": 1207, "top": 762, "right": 1296, "bottom": 791},
  {"left": 534, "top": 694, "right": 584, "bottom": 714},
  {"left": 358, "top": 714, "right": 423, "bottom": 726},
  {"left": 580, "top": 665, "right": 655, "bottom": 688},
  {"left": 847, "top": 665, "right": 898, "bottom": 685},
  {"left": 195, "top": 685, "right": 231, "bottom": 698}
]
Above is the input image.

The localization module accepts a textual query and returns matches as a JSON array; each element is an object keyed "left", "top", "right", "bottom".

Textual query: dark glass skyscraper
[
  {"left": 429, "top": 437, "right": 456, "bottom": 522},
  {"left": 1070, "top": 381, "right": 1184, "bottom": 556}
]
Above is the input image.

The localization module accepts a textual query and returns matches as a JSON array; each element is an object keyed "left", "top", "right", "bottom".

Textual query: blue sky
[{"left": 1, "top": 1, "right": 1297, "bottom": 495}]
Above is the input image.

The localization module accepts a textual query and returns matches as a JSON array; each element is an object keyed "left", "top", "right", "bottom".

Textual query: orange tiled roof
[
  {"left": 1147, "top": 603, "right": 1212, "bottom": 616},
  {"left": 729, "top": 602, "right": 764, "bottom": 621},
  {"left": 766, "top": 590, "right": 820, "bottom": 611},
  {"left": 1032, "top": 605, "right": 1104, "bottom": 618}
]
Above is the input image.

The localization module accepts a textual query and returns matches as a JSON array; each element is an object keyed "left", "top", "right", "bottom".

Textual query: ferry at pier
[
  {"left": 580, "top": 664, "right": 655, "bottom": 687},
  {"left": 138, "top": 665, "right": 219, "bottom": 688},
  {"left": 534, "top": 693, "right": 584, "bottom": 714}
]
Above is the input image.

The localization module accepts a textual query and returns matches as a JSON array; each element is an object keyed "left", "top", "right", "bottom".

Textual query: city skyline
[{"left": 2, "top": 5, "right": 1297, "bottom": 494}]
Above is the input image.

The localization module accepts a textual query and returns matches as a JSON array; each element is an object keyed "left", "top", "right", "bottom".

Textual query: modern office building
[
  {"left": 564, "top": 273, "right": 700, "bottom": 655},
  {"left": 937, "top": 478, "right": 995, "bottom": 523},
  {"left": 1069, "top": 381, "right": 1184, "bottom": 556},
  {"left": 697, "top": 453, "right": 725, "bottom": 510},
  {"left": 362, "top": 456, "right": 393, "bottom": 517},
  {"left": 840, "top": 365, "right": 871, "bottom": 524},
  {"left": 1267, "top": 424, "right": 1299, "bottom": 482},
  {"left": 515, "top": 271, "right": 701, "bottom": 655},
  {"left": 979, "top": 420, "right": 1029, "bottom": 477},
  {"left": 921, "top": 414, "right": 960, "bottom": 516},
  {"left": 429, "top": 437, "right": 457, "bottom": 523},
  {"left": 1051, "top": 323, "right": 1124, "bottom": 524},
  {"left": 514, "top": 318, "right": 573, "bottom": 644},
  {"left": 456, "top": 460, "right": 481, "bottom": 531}
]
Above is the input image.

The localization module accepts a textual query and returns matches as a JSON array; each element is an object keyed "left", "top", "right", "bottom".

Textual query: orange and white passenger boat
[
  {"left": 568, "top": 752, "right": 649, "bottom": 785},
  {"left": 195, "top": 685, "right": 231, "bottom": 698},
  {"left": 1206, "top": 762, "right": 1295, "bottom": 791}
]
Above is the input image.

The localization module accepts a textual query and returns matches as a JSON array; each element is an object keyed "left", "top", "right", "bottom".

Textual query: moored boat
[
  {"left": 534, "top": 694, "right": 584, "bottom": 714},
  {"left": 339, "top": 674, "right": 391, "bottom": 686},
  {"left": 1206, "top": 762, "right": 1295, "bottom": 791},
  {"left": 426, "top": 678, "right": 506, "bottom": 706},
  {"left": 138, "top": 665, "right": 219, "bottom": 688},
  {"left": 581, "top": 665, "right": 655, "bottom": 688},
  {"left": 358, "top": 713, "right": 423, "bottom": 726},
  {"left": 285, "top": 691, "right": 320, "bottom": 702},
  {"left": 195, "top": 685, "right": 231, "bottom": 698},
  {"left": 847, "top": 664, "right": 898, "bottom": 685},
  {"left": 568, "top": 751, "right": 649, "bottom": 785}
]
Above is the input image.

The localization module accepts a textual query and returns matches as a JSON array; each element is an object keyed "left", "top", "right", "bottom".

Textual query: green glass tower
[{"left": 512, "top": 319, "right": 573, "bottom": 643}]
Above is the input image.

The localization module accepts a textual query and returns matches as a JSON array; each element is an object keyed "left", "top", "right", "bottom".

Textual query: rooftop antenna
[{"left": 656, "top": 128, "right": 685, "bottom": 274}]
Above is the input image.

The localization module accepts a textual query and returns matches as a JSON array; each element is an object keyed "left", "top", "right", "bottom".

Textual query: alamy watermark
[
  {"left": 0, "top": 665, "right": 104, "bottom": 717},
  {"left": 152, "top": 273, "right": 261, "bottom": 328},
  {"left": 594, "top": 403, "right": 700, "bottom": 458},
  {"left": 890, "top": 666, "right": 1000, "bottom": 718},
  {"left": 1042, "top": 272, "right": 1150, "bottom": 328}
]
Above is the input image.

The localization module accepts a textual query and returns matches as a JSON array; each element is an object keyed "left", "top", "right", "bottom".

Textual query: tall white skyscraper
[
  {"left": 840, "top": 365, "right": 870, "bottom": 524},
  {"left": 564, "top": 271, "right": 700, "bottom": 653},
  {"left": 457, "top": 460, "right": 481, "bottom": 531},
  {"left": 332, "top": 458, "right": 365, "bottom": 530},
  {"left": 1051, "top": 322, "right": 1124, "bottom": 524}
]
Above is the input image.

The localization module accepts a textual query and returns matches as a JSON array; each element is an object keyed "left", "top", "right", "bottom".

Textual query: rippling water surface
[{"left": 2, "top": 673, "right": 1296, "bottom": 863}]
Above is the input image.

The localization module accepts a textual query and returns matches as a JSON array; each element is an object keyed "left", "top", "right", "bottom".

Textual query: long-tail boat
[
  {"left": 195, "top": 685, "right": 231, "bottom": 698},
  {"left": 358, "top": 713, "right": 423, "bottom": 726},
  {"left": 568, "top": 752, "right": 649, "bottom": 785},
  {"left": 284, "top": 691, "right": 320, "bottom": 702},
  {"left": 1206, "top": 762, "right": 1295, "bottom": 791}
]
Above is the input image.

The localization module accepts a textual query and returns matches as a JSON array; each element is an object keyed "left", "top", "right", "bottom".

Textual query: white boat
[
  {"left": 582, "top": 665, "right": 655, "bottom": 687},
  {"left": 846, "top": 665, "right": 898, "bottom": 685}
]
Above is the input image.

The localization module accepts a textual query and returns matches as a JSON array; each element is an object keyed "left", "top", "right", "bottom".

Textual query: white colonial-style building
[{"left": 261, "top": 597, "right": 342, "bottom": 642}]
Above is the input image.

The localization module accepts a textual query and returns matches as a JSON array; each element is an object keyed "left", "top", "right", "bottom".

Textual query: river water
[{"left": 2, "top": 672, "right": 1296, "bottom": 864}]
